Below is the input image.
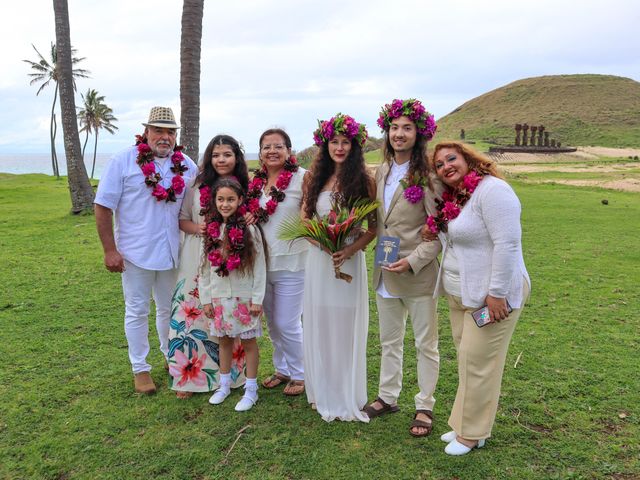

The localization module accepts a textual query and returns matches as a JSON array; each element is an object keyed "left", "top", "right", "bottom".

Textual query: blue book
[{"left": 375, "top": 236, "right": 400, "bottom": 266}]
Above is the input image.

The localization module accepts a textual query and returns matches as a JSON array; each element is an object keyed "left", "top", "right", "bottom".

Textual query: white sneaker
[
  {"left": 234, "top": 393, "right": 258, "bottom": 412},
  {"left": 440, "top": 431, "right": 457, "bottom": 443},
  {"left": 444, "top": 438, "right": 486, "bottom": 456},
  {"left": 209, "top": 388, "right": 230, "bottom": 405}
]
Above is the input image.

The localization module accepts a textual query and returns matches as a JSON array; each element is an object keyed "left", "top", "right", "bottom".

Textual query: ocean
[{"left": 0, "top": 151, "right": 260, "bottom": 179}]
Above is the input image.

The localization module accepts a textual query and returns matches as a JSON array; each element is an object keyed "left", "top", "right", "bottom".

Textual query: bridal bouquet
[{"left": 278, "top": 198, "right": 379, "bottom": 282}]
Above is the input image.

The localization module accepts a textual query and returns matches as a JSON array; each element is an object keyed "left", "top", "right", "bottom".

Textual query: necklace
[
  {"left": 426, "top": 171, "right": 483, "bottom": 234},
  {"left": 204, "top": 213, "right": 247, "bottom": 277},
  {"left": 135, "top": 135, "right": 188, "bottom": 202},
  {"left": 245, "top": 156, "right": 299, "bottom": 223}
]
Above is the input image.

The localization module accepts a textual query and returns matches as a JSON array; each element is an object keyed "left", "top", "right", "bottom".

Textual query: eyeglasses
[{"left": 261, "top": 144, "right": 286, "bottom": 152}]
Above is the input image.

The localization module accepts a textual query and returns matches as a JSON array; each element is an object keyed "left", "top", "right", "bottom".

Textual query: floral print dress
[{"left": 167, "top": 182, "right": 246, "bottom": 392}]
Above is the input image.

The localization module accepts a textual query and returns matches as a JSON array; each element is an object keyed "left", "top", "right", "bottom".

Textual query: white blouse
[{"left": 434, "top": 175, "right": 531, "bottom": 308}]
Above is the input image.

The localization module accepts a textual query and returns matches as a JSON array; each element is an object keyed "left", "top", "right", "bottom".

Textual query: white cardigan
[
  {"left": 434, "top": 175, "right": 530, "bottom": 308},
  {"left": 198, "top": 224, "right": 266, "bottom": 305}
]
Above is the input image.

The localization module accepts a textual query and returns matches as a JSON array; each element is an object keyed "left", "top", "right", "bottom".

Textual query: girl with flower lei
[
  {"left": 199, "top": 178, "right": 267, "bottom": 412},
  {"left": 135, "top": 134, "right": 189, "bottom": 202},
  {"left": 425, "top": 141, "right": 530, "bottom": 456},
  {"left": 167, "top": 134, "right": 250, "bottom": 399}
]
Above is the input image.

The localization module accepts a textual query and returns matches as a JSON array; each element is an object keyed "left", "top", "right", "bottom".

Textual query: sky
[{"left": 2, "top": 0, "right": 639, "bottom": 157}]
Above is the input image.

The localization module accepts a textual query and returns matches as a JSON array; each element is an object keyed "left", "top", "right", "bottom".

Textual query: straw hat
[{"left": 142, "top": 106, "right": 180, "bottom": 129}]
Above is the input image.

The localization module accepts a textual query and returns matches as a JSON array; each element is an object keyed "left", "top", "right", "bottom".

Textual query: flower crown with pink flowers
[
  {"left": 377, "top": 98, "right": 437, "bottom": 141},
  {"left": 313, "top": 113, "right": 368, "bottom": 147}
]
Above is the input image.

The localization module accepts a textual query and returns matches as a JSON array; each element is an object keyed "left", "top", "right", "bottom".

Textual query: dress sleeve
[
  {"left": 180, "top": 181, "right": 198, "bottom": 221},
  {"left": 479, "top": 182, "right": 523, "bottom": 298}
]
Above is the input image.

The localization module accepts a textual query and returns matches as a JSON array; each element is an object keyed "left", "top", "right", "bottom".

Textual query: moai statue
[
  {"left": 544, "top": 131, "right": 550, "bottom": 147},
  {"left": 557, "top": 142, "right": 562, "bottom": 148},
  {"left": 460, "top": 129, "right": 466, "bottom": 140},
  {"left": 530, "top": 126, "right": 538, "bottom": 147},
  {"left": 515, "top": 124, "right": 522, "bottom": 146},
  {"left": 522, "top": 123, "right": 529, "bottom": 146},
  {"left": 550, "top": 139, "right": 556, "bottom": 148},
  {"left": 538, "top": 125, "right": 545, "bottom": 146}
]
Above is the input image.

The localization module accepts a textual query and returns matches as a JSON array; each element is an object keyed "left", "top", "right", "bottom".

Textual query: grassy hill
[{"left": 436, "top": 74, "right": 640, "bottom": 148}]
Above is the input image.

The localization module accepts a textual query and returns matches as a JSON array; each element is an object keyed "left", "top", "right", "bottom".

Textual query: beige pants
[
  {"left": 376, "top": 294, "right": 439, "bottom": 410},
  {"left": 447, "top": 283, "right": 530, "bottom": 440}
]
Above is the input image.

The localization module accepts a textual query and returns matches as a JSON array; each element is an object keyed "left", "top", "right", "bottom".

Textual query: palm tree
[
  {"left": 53, "top": 0, "right": 95, "bottom": 213},
  {"left": 78, "top": 89, "right": 118, "bottom": 179},
  {"left": 24, "top": 42, "right": 89, "bottom": 178},
  {"left": 180, "top": 0, "right": 204, "bottom": 162}
]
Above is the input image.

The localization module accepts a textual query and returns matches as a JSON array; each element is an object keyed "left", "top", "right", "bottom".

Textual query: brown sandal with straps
[
  {"left": 409, "top": 409, "right": 434, "bottom": 437},
  {"left": 283, "top": 380, "right": 305, "bottom": 396},
  {"left": 363, "top": 397, "right": 400, "bottom": 419},
  {"left": 262, "top": 372, "right": 291, "bottom": 389}
]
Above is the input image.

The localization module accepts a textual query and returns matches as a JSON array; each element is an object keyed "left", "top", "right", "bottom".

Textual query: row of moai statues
[{"left": 514, "top": 124, "right": 561, "bottom": 147}]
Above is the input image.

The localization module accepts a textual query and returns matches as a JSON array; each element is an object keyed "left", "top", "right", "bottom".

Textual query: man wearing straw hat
[{"left": 95, "top": 107, "right": 197, "bottom": 394}]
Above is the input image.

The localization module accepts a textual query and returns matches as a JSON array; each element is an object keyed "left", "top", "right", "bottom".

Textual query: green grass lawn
[{"left": 1, "top": 174, "right": 638, "bottom": 479}]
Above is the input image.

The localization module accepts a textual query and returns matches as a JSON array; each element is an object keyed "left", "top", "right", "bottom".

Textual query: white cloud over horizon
[{"left": 1, "top": 0, "right": 639, "bottom": 158}]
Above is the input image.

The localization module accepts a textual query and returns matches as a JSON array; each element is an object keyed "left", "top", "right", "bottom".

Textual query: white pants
[
  {"left": 376, "top": 294, "right": 439, "bottom": 410},
  {"left": 121, "top": 260, "right": 177, "bottom": 374},
  {"left": 262, "top": 270, "right": 305, "bottom": 381}
]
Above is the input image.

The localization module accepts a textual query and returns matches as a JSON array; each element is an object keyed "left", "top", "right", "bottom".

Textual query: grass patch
[{"left": 1, "top": 174, "right": 638, "bottom": 479}]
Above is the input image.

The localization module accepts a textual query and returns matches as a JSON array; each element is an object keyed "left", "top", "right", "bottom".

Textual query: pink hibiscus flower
[
  {"left": 232, "top": 341, "right": 246, "bottom": 372},
  {"left": 233, "top": 303, "right": 252, "bottom": 325},
  {"left": 179, "top": 299, "right": 203, "bottom": 328},
  {"left": 152, "top": 185, "right": 168, "bottom": 201},
  {"left": 141, "top": 162, "right": 156, "bottom": 177},
  {"left": 169, "top": 349, "right": 207, "bottom": 388}
]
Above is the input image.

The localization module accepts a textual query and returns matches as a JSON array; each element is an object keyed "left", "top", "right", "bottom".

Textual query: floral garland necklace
[
  {"left": 399, "top": 170, "right": 428, "bottom": 204},
  {"left": 135, "top": 135, "right": 188, "bottom": 202},
  {"left": 244, "top": 155, "right": 299, "bottom": 223},
  {"left": 426, "top": 171, "right": 483, "bottom": 234},
  {"left": 204, "top": 213, "right": 247, "bottom": 277}
]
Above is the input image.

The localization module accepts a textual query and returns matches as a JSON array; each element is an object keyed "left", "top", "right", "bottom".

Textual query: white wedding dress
[{"left": 303, "top": 191, "right": 369, "bottom": 422}]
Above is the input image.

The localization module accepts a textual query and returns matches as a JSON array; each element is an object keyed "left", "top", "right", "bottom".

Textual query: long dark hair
[
  {"left": 196, "top": 134, "right": 249, "bottom": 190},
  {"left": 382, "top": 130, "right": 431, "bottom": 187},
  {"left": 303, "top": 140, "right": 373, "bottom": 218},
  {"left": 203, "top": 178, "right": 267, "bottom": 276}
]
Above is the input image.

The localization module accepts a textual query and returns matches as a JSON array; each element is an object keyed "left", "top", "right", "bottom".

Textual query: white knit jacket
[{"left": 434, "top": 175, "right": 530, "bottom": 308}]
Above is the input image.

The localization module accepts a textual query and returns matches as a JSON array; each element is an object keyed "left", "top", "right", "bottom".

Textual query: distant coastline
[{"left": 0, "top": 152, "right": 259, "bottom": 179}]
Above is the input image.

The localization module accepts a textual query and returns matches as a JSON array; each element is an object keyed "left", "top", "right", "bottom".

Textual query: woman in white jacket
[{"left": 425, "top": 141, "right": 530, "bottom": 456}]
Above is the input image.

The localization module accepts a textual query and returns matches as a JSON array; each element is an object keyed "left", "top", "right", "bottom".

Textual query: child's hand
[
  {"left": 249, "top": 302, "right": 263, "bottom": 317},
  {"left": 197, "top": 222, "right": 207, "bottom": 236},
  {"left": 203, "top": 303, "right": 215, "bottom": 318},
  {"left": 244, "top": 212, "right": 257, "bottom": 225}
]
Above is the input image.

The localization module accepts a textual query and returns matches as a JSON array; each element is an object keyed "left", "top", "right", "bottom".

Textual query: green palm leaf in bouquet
[{"left": 278, "top": 197, "right": 379, "bottom": 282}]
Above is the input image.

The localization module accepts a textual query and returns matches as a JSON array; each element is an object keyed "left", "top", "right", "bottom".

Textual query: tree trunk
[
  {"left": 53, "top": 0, "right": 95, "bottom": 213},
  {"left": 82, "top": 128, "right": 89, "bottom": 160},
  {"left": 180, "top": 0, "right": 204, "bottom": 163},
  {"left": 50, "top": 84, "right": 59, "bottom": 178},
  {"left": 91, "top": 130, "right": 99, "bottom": 180}
]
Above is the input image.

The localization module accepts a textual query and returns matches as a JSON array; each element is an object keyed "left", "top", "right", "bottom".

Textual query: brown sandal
[
  {"left": 409, "top": 409, "right": 434, "bottom": 437},
  {"left": 363, "top": 397, "right": 400, "bottom": 419},
  {"left": 176, "top": 391, "right": 193, "bottom": 399},
  {"left": 283, "top": 380, "right": 305, "bottom": 396},
  {"left": 262, "top": 372, "right": 291, "bottom": 389}
]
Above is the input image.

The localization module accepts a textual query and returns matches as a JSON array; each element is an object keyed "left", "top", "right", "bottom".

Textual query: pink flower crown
[
  {"left": 313, "top": 113, "right": 368, "bottom": 147},
  {"left": 377, "top": 98, "right": 437, "bottom": 141}
]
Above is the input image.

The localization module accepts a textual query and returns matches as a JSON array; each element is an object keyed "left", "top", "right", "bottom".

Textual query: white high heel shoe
[
  {"left": 444, "top": 438, "right": 486, "bottom": 456},
  {"left": 440, "top": 431, "right": 457, "bottom": 443}
]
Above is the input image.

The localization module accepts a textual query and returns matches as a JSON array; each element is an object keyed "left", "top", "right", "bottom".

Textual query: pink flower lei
[
  {"left": 313, "top": 113, "right": 368, "bottom": 147},
  {"left": 377, "top": 99, "right": 437, "bottom": 141},
  {"left": 426, "top": 171, "right": 483, "bottom": 234},
  {"left": 245, "top": 155, "right": 299, "bottom": 223},
  {"left": 399, "top": 171, "right": 429, "bottom": 205},
  {"left": 204, "top": 213, "right": 247, "bottom": 277},
  {"left": 135, "top": 135, "right": 188, "bottom": 202}
]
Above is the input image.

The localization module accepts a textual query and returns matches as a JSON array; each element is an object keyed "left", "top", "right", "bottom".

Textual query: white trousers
[
  {"left": 262, "top": 270, "right": 305, "bottom": 381},
  {"left": 376, "top": 294, "right": 439, "bottom": 411},
  {"left": 121, "top": 260, "right": 177, "bottom": 374}
]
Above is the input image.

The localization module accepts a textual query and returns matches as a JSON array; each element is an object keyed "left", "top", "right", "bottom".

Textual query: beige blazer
[{"left": 372, "top": 162, "right": 442, "bottom": 297}]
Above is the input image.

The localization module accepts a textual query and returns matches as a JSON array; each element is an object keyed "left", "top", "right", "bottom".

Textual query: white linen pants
[
  {"left": 262, "top": 270, "right": 305, "bottom": 381},
  {"left": 376, "top": 294, "right": 439, "bottom": 411},
  {"left": 121, "top": 260, "right": 177, "bottom": 374}
]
